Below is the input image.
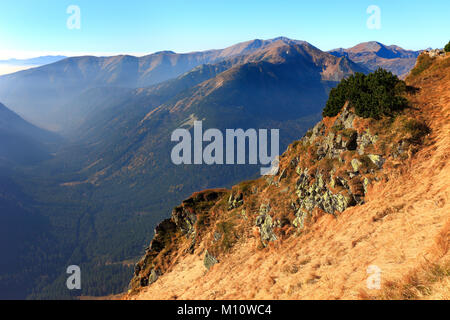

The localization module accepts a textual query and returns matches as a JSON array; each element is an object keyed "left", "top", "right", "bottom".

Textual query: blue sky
[{"left": 0, "top": 0, "right": 449, "bottom": 59}]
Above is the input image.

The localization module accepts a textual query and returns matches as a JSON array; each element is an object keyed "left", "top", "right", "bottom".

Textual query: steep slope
[
  {"left": 127, "top": 54, "right": 449, "bottom": 300},
  {"left": 0, "top": 102, "right": 59, "bottom": 165},
  {"left": 329, "top": 41, "right": 420, "bottom": 78}
]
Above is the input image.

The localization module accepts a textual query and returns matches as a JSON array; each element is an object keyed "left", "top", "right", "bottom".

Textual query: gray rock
[
  {"left": 204, "top": 250, "right": 219, "bottom": 270},
  {"left": 148, "top": 269, "right": 160, "bottom": 285},
  {"left": 351, "top": 159, "right": 363, "bottom": 172},
  {"left": 357, "top": 130, "right": 378, "bottom": 155},
  {"left": 363, "top": 177, "right": 370, "bottom": 194},
  {"left": 368, "top": 154, "right": 385, "bottom": 168},
  {"left": 337, "top": 104, "right": 356, "bottom": 129},
  {"left": 228, "top": 192, "right": 244, "bottom": 210},
  {"left": 293, "top": 210, "right": 308, "bottom": 230},
  {"left": 255, "top": 205, "right": 277, "bottom": 245}
]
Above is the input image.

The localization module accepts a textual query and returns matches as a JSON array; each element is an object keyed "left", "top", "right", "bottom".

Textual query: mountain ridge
[
  {"left": 329, "top": 41, "right": 420, "bottom": 78},
  {"left": 0, "top": 38, "right": 410, "bottom": 129}
]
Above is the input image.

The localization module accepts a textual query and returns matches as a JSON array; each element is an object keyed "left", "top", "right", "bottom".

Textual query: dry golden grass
[{"left": 128, "top": 56, "right": 450, "bottom": 300}]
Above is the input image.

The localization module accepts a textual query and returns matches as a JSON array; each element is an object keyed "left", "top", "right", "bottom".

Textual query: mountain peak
[
  {"left": 153, "top": 50, "right": 177, "bottom": 55},
  {"left": 328, "top": 41, "right": 420, "bottom": 77}
]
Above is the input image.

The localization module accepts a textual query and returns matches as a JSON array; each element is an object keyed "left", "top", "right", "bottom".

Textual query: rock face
[
  {"left": 424, "top": 49, "right": 445, "bottom": 58},
  {"left": 204, "top": 250, "right": 219, "bottom": 270},
  {"left": 130, "top": 189, "right": 227, "bottom": 290},
  {"left": 290, "top": 105, "right": 386, "bottom": 224},
  {"left": 255, "top": 204, "right": 277, "bottom": 246},
  {"left": 228, "top": 192, "right": 244, "bottom": 210}
]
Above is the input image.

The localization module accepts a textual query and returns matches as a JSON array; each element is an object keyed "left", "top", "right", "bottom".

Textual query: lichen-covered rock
[
  {"left": 368, "top": 154, "right": 385, "bottom": 168},
  {"left": 255, "top": 204, "right": 277, "bottom": 245},
  {"left": 145, "top": 269, "right": 160, "bottom": 286},
  {"left": 351, "top": 158, "right": 363, "bottom": 172},
  {"left": 293, "top": 210, "right": 308, "bottom": 231},
  {"left": 204, "top": 250, "right": 219, "bottom": 270},
  {"left": 295, "top": 169, "right": 358, "bottom": 215},
  {"left": 278, "top": 168, "right": 288, "bottom": 182},
  {"left": 336, "top": 103, "right": 356, "bottom": 129},
  {"left": 228, "top": 192, "right": 244, "bottom": 210},
  {"left": 357, "top": 130, "right": 378, "bottom": 155},
  {"left": 363, "top": 177, "right": 370, "bottom": 194},
  {"left": 172, "top": 205, "right": 197, "bottom": 236},
  {"left": 135, "top": 267, "right": 160, "bottom": 288}
]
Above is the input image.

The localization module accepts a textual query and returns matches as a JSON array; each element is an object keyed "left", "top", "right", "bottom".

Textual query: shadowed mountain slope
[{"left": 0, "top": 103, "right": 60, "bottom": 165}]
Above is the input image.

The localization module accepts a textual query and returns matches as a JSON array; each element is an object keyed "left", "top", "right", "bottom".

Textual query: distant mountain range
[
  {"left": 0, "top": 56, "right": 67, "bottom": 77},
  {"left": 0, "top": 38, "right": 419, "bottom": 130},
  {"left": 0, "top": 56, "right": 67, "bottom": 66},
  {"left": 329, "top": 41, "right": 420, "bottom": 78}
]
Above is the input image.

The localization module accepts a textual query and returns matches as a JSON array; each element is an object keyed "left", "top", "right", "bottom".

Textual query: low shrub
[{"left": 323, "top": 69, "right": 407, "bottom": 119}]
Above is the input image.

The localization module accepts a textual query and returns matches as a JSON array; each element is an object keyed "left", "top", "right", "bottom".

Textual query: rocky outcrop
[
  {"left": 255, "top": 204, "right": 277, "bottom": 246},
  {"left": 294, "top": 169, "right": 355, "bottom": 217},
  {"left": 204, "top": 250, "right": 219, "bottom": 270},
  {"left": 423, "top": 49, "right": 445, "bottom": 58},
  {"left": 228, "top": 192, "right": 244, "bottom": 210},
  {"left": 130, "top": 189, "right": 227, "bottom": 291},
  {"left": 289, "top": 105, "right": 387, "bottom": 224}
]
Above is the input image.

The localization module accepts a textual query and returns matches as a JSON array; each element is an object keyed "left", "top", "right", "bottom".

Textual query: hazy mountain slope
[
  {"left": 0, "top": 56, "right": 67, "bottom": 66},
  {"left": 59, "top": 61, "right": 237, "bottom": 136},
  {"left": 0, "top": 103, "right": 59, "bottom": 165},
  {"left": 0, "top": 56, "right": 67, "bottom": 76},
  {"left": 0, "top": 38, "right": 313, "bottom": 129},
  {"left": 65, "top": 40, "right": 365, "bottom": 196},
  {"left": 127, "top": 53, "right": 449, "bottom": 300},
  {"left": 329, "top": 41, "right": 420, "bottom": 78}
]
